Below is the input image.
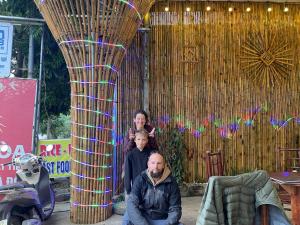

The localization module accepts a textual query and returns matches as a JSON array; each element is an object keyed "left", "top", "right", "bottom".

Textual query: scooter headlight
[{"left": 0, "top": 190, "right": 10, "bottom": 202}]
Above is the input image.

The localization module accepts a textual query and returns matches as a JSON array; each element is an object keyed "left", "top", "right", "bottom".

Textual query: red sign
[{"left": 0, "top": 78, "right": 37, "bottom": 185}]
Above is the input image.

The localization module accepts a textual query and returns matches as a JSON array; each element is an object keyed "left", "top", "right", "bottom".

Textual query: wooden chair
[
  {"left": 276, "top": 148, "right": 300, "bottom": 172},
  {"left": 275, "top": 148, "right": 300, "bottom": 205},
  {"left": 205, "top": 150, "right": 224, "bottom": 181}
]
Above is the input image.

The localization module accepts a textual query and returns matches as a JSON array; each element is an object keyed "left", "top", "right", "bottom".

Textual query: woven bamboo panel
[
  {"left": 115, "top": 32, "right": 144, "bottom": 194},
  {"left": 146, "top": 1, "right": 300, "bottom": 182},
  {"left": 150, "top": 2, "right": 300, "bottom": 181},
  {"left": 33, "top": 0, "right": 154, "bottom": 223}
]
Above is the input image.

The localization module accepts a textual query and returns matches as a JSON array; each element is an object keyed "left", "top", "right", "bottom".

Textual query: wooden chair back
[
  {"left": 274, "top": 148, "right": 300, "bottom": 205},
  {"left": 205, "top": 150, "right": 224, "bottom": 181},
  {"left": 275, "top": 148, "right": 300, "bottom": 172}
]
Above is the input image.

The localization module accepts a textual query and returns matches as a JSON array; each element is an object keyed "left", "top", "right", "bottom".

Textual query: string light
[
  {"left": 270, "top": 116, "right": 294, "bottom": 130},
  {"left": 156, "top": 103, "right": 299, "bottom": 138},
  {"left": 284, "top": 7, "right": 289, "bottom": 12},
  {"left": 165, "top": 6, "right": 169, "bottom": 12},
  {"left": 71, "top": 201, "right": 113, "bottom": 208},
  {"left": 206, "top": 6, "right": 211, "bottom": 11},
  {"left": 71, "top": 146, "right": 112, "bottom": 156},
  {"left": 71, "top": 121, "right": 114, "bottom": 131},
  {"left": 70, "top": 80, "right": 116, "bottom": 86},
  {"left": 228, "top": 7, "right": 234, "bottom": 12},
  {"left": 71, "top": 94, "right": 116, "bottom": 103},
  {"left": 71, "top": 106, "right": 112, "bottom": 117},
  {"left": 186, "top": 7, "right": 191, "bottom": 12},
  {"left": 267, "top": 7, "right": 272, "bottom": 12},
  {"left": 71, "top": 157, "right": 112, "bottom": 168},
  {"left": 67, "top": 64, "right": 118, "bottom": 73},
  {"left": 246, "top": 7, "right": 251, "bottom": 12},
  {"left": 71, "top": 133, "right": 114, "bottom": 145},
  {"left": 71, "top": 185, "right": 112, "bottom": 194},
  {"left": 118, "top": 0, "right": 142, "bottom": 20},
  {"left": 59, "top": 39, "right": 126, "bottom": 52},
  {"left": 70, "top": 171, "right": 111, "bottom": 181}
]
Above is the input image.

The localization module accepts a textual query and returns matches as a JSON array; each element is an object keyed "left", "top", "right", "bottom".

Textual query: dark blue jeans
[{"left": 122, "top": 212, "right": 183, "bottom": 225}]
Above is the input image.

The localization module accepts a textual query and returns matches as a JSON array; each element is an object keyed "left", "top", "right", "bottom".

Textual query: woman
[{"left": 124, "top": 110, "right": 158, "bottom": 154}]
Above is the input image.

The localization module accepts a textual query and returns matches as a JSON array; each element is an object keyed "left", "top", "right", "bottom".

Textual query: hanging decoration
[{"left": 152, "top": 102, "right": 299, "bottom": 139}]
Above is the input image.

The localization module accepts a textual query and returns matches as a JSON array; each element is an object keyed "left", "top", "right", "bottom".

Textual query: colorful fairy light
[
  {"left": 71, "top": 94, "right": 115, "bottom": 103},
  {"left": 153, "top": 103, "right": 300, "bottom": 139},
  {"left": 70, "top": 185, "right": 112, "bottom": 194},
  {"left": 270, "top": 116, "right": 294, "bottom": 130},
  {"left": 71, "top": 146, "right": 112, "bottom": 156},
  {"left": 71, "top": 157, "right": 112, "bottom": 168},
  {"left": 229, "top": 123, "right": 239, "bottom": 133},
  {"left": 70, "top": 80, "right": 116, "bottom": 85},
  {"left": 295, "top": 118, "right": 300, "bottom": 124},
  {"left": 71, "top": 133, "right": 114, "bottom": 145},
  {"left": 193, "top": 130, "right": 201, "bottom": 138},
  {"left": 71, "top": 106, "right": 112, "bottom": 117},
  {"left": 213, "top": 119, "right": 222, "bottom": 128},
  {"left": 119, "top": 0, "right": 142, "bottom": 20},
  {"left": 59, "top": 39, "right": 126, "bottom": 52},
  {"left": 70, "top": 171, "right": 111, "bottom": 181},
  {"left": 71, "top": 201, "right": 113, "bottom": 208},
  {"left": 71, "top": 121, "right": 113, "bottom": 131},
  {"left": 67, "top": 64, "right": 118, "bottom": 73}
]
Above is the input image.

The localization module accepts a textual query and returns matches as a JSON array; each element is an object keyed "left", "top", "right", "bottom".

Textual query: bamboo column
[{"left": 33, "top": 0, "right": 154, "bottom": 223}]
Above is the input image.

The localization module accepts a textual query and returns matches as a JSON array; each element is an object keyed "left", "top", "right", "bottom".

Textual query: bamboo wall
[
  {"left": 118, "top": 1, "right": 300, "bottom": 184},
  {"left": 115, "top": 33, "right": 144, "bottom": 193}
]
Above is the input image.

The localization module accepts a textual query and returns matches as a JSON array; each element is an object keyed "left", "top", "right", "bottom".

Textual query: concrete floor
[
  {"left": 43, "top": 197, "right": 292, "bottom": 225},
  {"left": 43, "top": 196, "right": 202, "bottom": 225}
]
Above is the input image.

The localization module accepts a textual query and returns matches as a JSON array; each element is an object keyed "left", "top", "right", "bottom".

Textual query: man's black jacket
[{"left": 127, "top": 167, "right": 182, "bottom": 225}]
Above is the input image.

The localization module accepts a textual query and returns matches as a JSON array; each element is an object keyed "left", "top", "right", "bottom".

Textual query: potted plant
[{"left": 157, "top": 126, "right": 189, "bottom": 196}]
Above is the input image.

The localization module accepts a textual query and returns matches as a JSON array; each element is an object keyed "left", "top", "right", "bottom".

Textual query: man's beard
[{"left": 150, "top": 170, "right": 164, "bottom": 179}]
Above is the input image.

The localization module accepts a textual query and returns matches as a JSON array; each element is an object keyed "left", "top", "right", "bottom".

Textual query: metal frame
[{"left": 0, "top": 15, "right": 45, "bottom": 154}]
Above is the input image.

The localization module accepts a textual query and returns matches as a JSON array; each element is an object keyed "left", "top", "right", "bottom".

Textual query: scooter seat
[{"left": 0, "top": 183, "right": 25, "bottom": 191}]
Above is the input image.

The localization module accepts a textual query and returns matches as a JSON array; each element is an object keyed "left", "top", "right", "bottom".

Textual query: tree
[{"left": 0, "top": 0, "right": 70, "bottom": 137}]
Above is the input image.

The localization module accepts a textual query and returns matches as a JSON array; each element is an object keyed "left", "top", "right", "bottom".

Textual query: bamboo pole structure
[
  {"left": 33, "top": 0, "right": 154, "bottom": 223},
  {"left": 145, "top": 1, "right": 300, "bottom": 182}
]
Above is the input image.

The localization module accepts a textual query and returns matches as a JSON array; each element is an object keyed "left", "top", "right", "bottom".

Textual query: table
[{"left": 269, "top": 172, "right": 300, "bottom": 225}]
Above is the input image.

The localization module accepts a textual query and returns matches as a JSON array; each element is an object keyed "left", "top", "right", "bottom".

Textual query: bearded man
[{"left": 126, "top": 152, "right": 183, "bottom": 225}]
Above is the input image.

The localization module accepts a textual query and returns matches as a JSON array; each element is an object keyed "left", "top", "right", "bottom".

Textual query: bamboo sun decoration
[
  {"left": 240, "top": 30, "right": 293, "bottom": 87},
  {"left": 33, "top": 0, "right": 154, "bottom": 223}
]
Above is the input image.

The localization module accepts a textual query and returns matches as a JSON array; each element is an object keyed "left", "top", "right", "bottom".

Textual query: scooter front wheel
[
  {"left": 43, "top": 185, "right": 55, "bottom": 220},
  {"left": 8, "top": 216, "right": 22, "bottom": 225}
]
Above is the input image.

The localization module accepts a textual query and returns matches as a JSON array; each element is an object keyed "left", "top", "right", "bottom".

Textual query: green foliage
[
  {"left": 157, "top": 127, "right": 187, "bottom": 185},
  {"left": 0, "top": 0, "right": 70, "bottom": 122},
  {"left": 40, "top": 113, "right": 71, "bottom": 139}
]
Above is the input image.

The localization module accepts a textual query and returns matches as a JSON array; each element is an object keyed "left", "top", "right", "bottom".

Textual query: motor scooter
[{"left": 0, "top": 144, "right": 55, "bottom": 225}]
